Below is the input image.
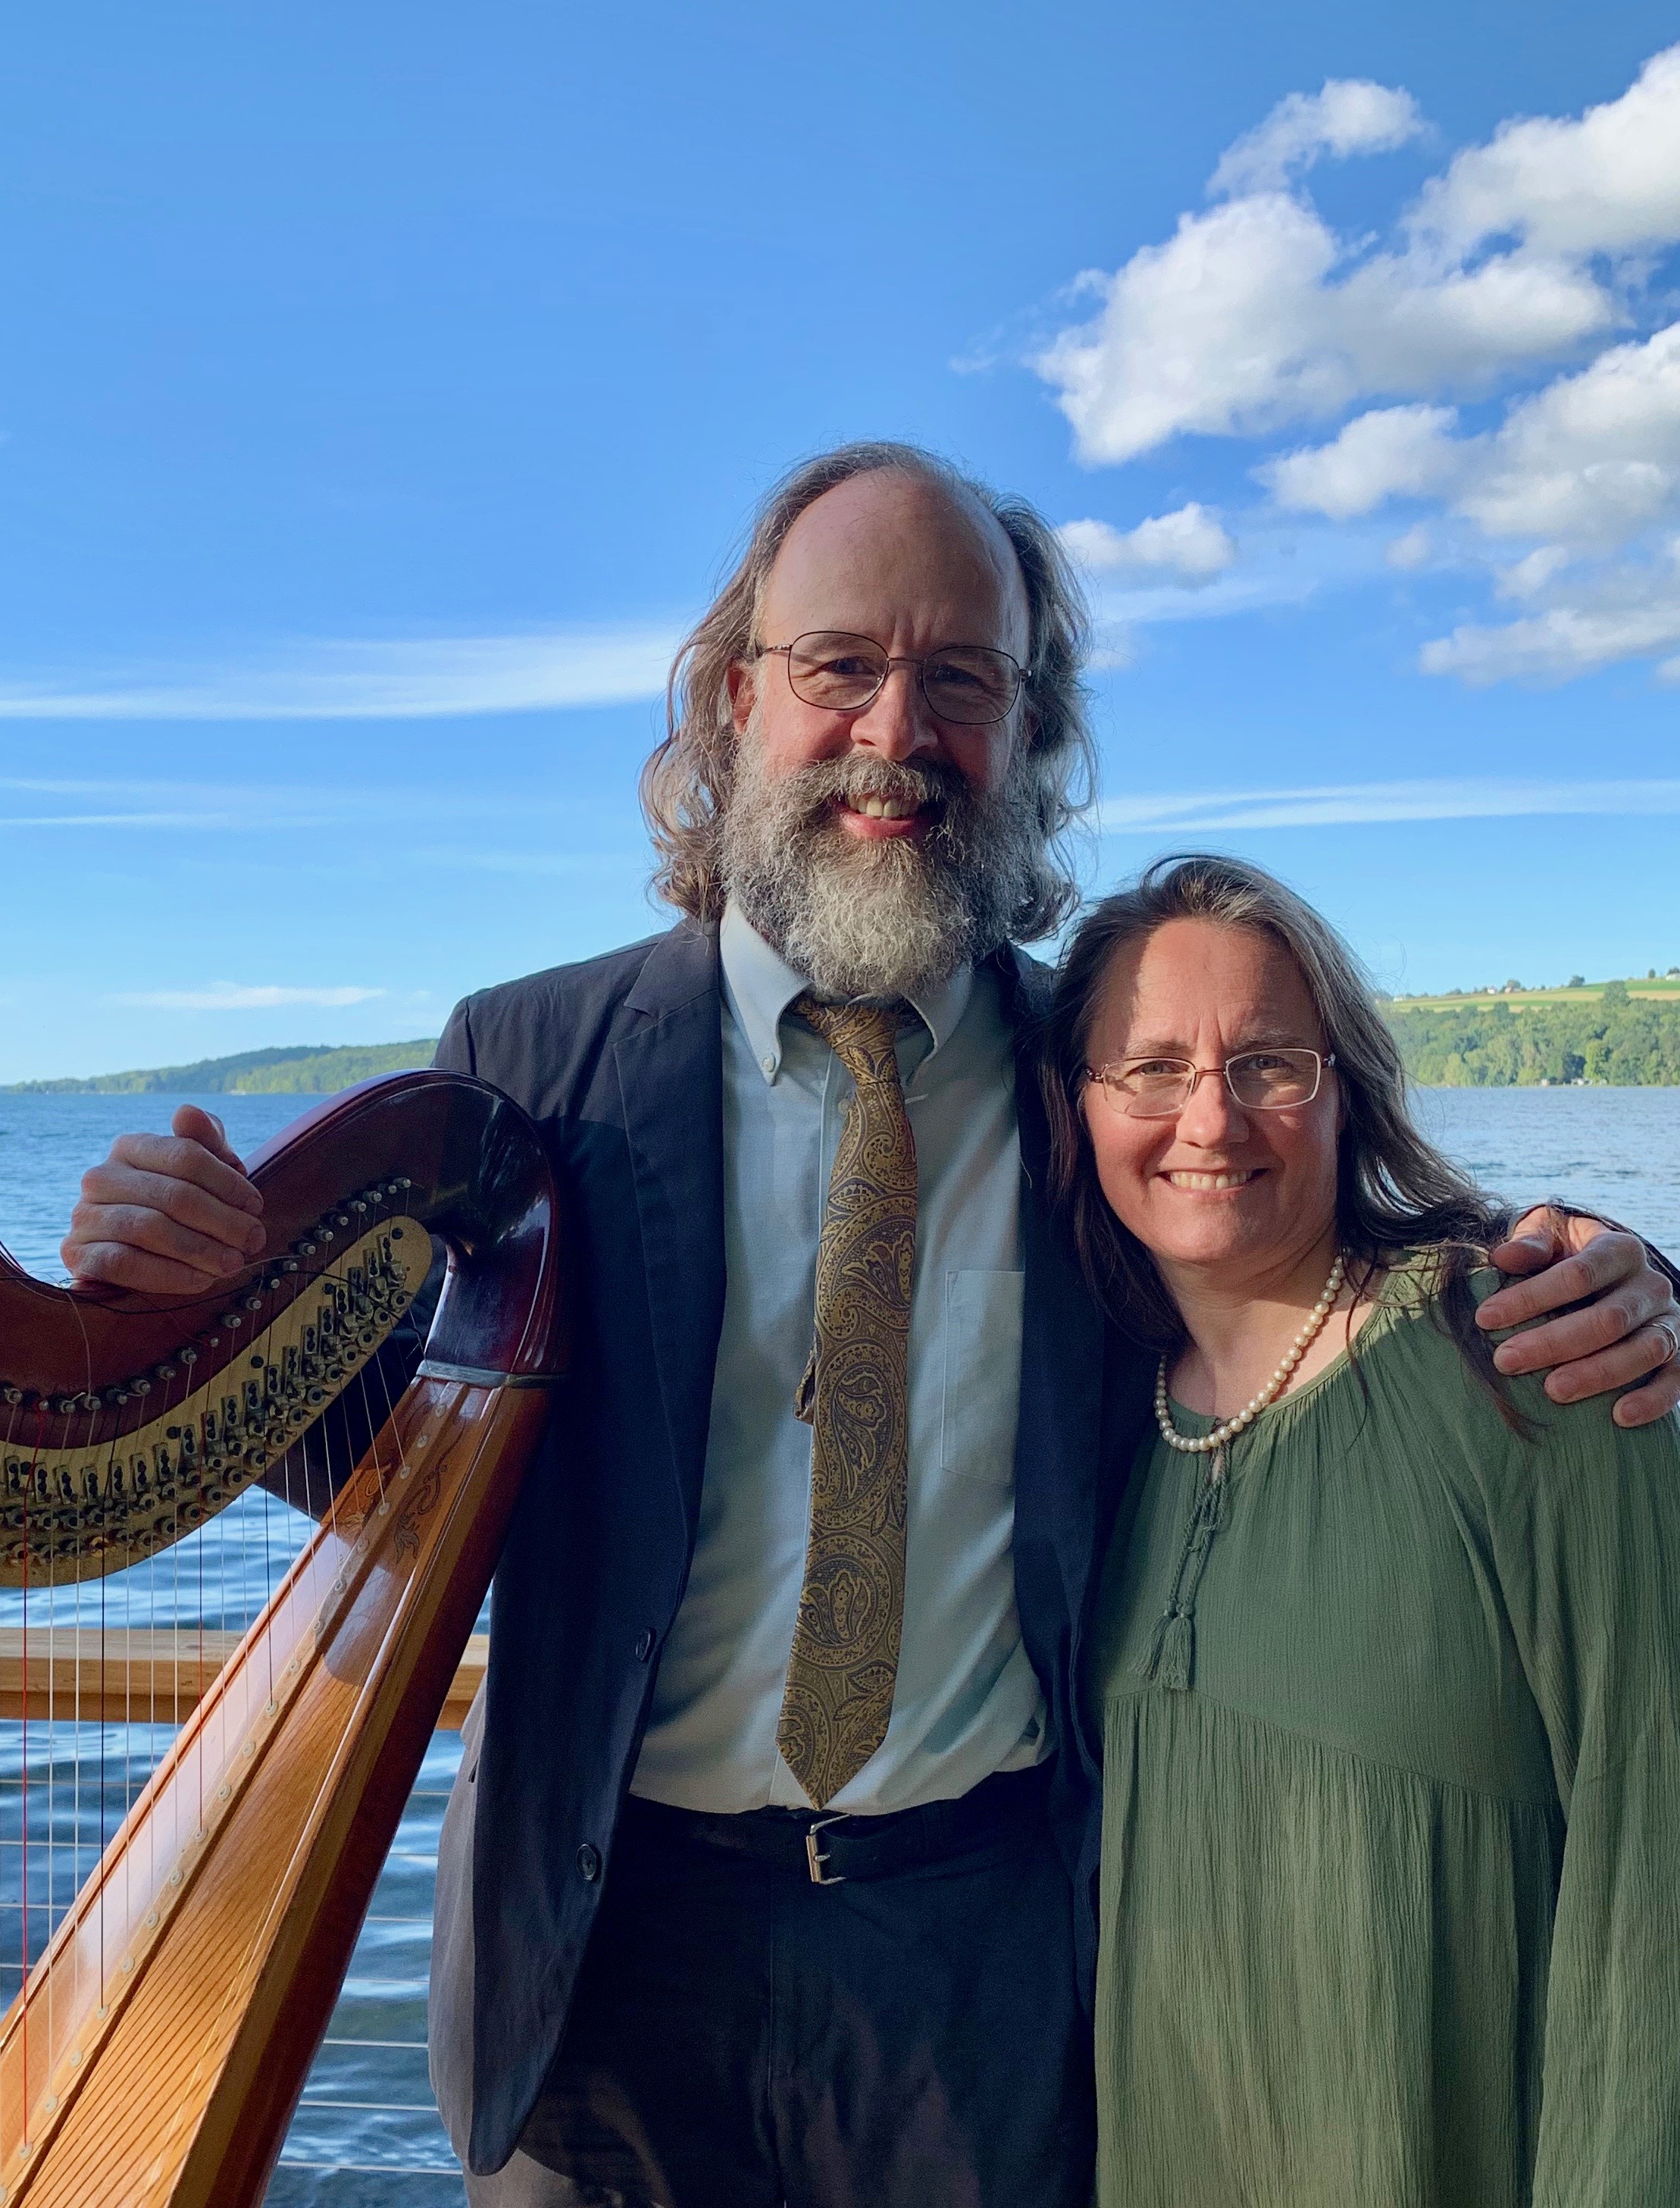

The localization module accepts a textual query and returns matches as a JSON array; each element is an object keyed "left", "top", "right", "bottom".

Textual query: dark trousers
[{"left": 464, "top": 1786, "right": 1096, "bottom": 2208}]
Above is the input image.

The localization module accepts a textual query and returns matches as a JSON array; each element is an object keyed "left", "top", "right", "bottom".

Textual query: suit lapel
[
  {"left": 615, "top": 924, "right": 727, "bottom": 1543},
  {"left": 998, "top": 947, "right": 1107, "bottom": 1620}
]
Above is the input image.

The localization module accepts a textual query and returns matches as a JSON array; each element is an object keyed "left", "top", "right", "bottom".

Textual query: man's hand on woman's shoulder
[
  {"left": 1479, "top": 1206, "right": 1680, "bottom": 1429},
  {"left": 61, "top": 1103, "right": 266, "bottom": 1295}
]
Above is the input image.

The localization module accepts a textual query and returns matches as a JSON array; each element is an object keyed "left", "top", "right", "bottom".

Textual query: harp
[{"left": 0, "top": 1070, "right": 564, "bottom": 2206}]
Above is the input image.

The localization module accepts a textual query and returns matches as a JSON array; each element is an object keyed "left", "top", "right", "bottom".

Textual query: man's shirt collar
[{"left": 719, "top": 900, "right": 975, "bottom": 1085}]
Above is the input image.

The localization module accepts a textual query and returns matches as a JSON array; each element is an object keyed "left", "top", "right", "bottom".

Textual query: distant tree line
[
  {"left": 1387, "top": 985, "right": 1680, "bottom": 1086},
  {"left": 5, "top": 1039, "right": 437, "bottom": 1095}
]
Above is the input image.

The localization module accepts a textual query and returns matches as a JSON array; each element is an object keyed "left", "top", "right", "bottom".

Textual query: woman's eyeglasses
[
  {"left": 756, "top": 631, "right": 1024, "bottom": 726},
  {"left": 1084, "top": 1049, "right": 1335, "bottom": 1120}
]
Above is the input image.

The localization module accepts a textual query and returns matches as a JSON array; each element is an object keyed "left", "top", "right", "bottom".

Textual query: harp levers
[{"left": 0, "top": 1073, "right": 566, "bottom": 2207}]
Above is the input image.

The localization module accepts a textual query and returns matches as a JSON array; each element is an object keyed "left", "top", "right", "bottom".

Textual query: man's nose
[{"left": 846, "top": 665, "right": 937, "bottom": 762}]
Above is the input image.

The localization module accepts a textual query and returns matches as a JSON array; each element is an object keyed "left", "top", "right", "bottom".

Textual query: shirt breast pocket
[{"left": 940, "top": 1269, "right": 1025, "bottom": 1492}]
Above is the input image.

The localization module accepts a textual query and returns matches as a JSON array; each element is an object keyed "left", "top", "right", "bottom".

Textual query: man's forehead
[{"left": 762, "top": 471, "right": 1028, "bottom": 643}]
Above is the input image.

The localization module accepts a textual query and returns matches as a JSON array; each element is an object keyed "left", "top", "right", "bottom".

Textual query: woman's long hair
[{"left": 1041, "top": 853, "right": 1527, "bottom": 1420}]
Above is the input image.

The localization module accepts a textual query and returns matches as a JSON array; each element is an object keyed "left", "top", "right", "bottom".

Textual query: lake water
[{"left": 2, "top": 1081, "right": 1678, "bottom": 2199}]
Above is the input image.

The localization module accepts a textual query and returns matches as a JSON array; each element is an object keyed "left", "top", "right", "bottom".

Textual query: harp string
[{"left": 3, "top": 1246, "right": 399, "bottom": 2161}]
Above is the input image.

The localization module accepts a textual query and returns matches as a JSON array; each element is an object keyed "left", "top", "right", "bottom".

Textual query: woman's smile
[{"left": 1160, "top": 1167, "right": 1263, "bottom": 1192}]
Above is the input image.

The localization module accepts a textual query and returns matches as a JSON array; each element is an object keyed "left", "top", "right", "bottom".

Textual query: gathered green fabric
[{"left": 1090, "top": 1258, "right": 1680, "bottom": 2207}]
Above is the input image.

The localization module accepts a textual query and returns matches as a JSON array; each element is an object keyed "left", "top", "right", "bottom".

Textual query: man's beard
[{"left": 719, "top": 716, "right": 1050, "bottom": 1002}]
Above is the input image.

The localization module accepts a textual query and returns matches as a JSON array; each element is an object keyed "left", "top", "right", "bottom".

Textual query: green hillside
[
  {"left": 1385, "top": 985, "right": 1680, "bottom": 1086},
  {"left": 12, "top": 972, "right": 1680, "bottom": 1095},
  {"left": 5, "top": 1039, "right": 438, "bottom": 1096}
]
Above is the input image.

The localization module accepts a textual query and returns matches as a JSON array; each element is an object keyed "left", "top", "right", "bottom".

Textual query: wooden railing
[{"left": 0, "top": 1628, "right": 488, "bottom": 1730}]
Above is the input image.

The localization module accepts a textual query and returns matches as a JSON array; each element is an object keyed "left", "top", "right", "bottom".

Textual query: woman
[{"left": 1043, "top": 853, "right": 1679, "bottom": 2208}]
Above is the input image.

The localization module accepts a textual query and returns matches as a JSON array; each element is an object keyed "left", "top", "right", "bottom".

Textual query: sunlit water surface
[{"left": 3, "top": 1082, "right": 1679, "bottom": 2200}]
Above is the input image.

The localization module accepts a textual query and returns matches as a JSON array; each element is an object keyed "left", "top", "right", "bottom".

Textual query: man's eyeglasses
[
  {"left": 756, "top": 631, "right": 1025, "bottom": 727},
  {"left": 1084, "top": 1049, "right": 1336, "bottom": 1120}
]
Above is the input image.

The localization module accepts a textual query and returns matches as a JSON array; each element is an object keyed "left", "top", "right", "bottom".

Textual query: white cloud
[
  {"left": 111, "top": 984, "right": 386, "bottom": 1011},
  {"left": 1209, "top": 80, "right": 1424, "bottom": 198},
  {"left": 1059, "top": 503, "right": 1236, "bottom": 584},
  {"left": 1038, "top": 46, "right": 1680, "bottom": 470},
  {"left": 1496, "top": 545, "right": 1569, "bottom": 599},
  {"left": 1420, "top": 589, "right": 1680, "bottom": 684},
  {"left": 1025, "top": 45, "right": 1680, "bottom": 686},
  {"left": 1099, "top": 775, "right": 1680, "bottom": 834},
  {"left": 1260, "top": 321, "right": 1680, "bottom": 550},
  {"left": 1419, "top": 528, "right": 1680, "bottom": 681},
  {"left": 1385, "top": 524, "right": 1434, "bottom": 570},
  {"left": 1263, "top": 403, "right": 1462, "bottom": 518},
  {"left": 1415, "top": 45, "right": 1680, "bottom": 259},
  {"left": 1034, "top": 194, "right": 1611, "bottom": 466},
  {"left": 0, "top": 625, "right": 681, "bottom": 722},
  {"left": 1455, "top": 322, "right": 1680, "bottom": 546}
]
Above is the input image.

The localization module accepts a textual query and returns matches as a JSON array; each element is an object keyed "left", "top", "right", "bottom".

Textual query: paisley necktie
[{"left": 777, "top": 994, "right": 917, "bottom": 1808}]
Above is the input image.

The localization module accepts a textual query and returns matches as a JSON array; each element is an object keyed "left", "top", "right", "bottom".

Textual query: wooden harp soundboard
[{"left": 0, "top": 1071, "right": 565, "bottom": 2206}]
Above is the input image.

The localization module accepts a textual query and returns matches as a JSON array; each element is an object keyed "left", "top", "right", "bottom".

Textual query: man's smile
[{"left": 834, "top": 791, "right": 933, "bottom": 839}]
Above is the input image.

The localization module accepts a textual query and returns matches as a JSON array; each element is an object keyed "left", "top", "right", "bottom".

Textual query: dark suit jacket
[{"left": 422, "top": 918, "right": 1155, "bottom": 2175}]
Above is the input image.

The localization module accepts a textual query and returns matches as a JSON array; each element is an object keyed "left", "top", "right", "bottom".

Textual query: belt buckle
[{"left": 805, "top": 1812, "right": 847, "bottom": 1886}]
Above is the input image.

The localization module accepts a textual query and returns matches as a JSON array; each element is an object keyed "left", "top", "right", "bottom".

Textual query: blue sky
[{"left": 3, "top": 1, "right": 1679, "bottom": 1082}]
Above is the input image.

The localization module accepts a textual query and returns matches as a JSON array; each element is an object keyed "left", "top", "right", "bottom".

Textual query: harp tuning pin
[
  {"left": 282, "top": 1258, "right": 299, "bottom": 1273},
  {"left": 132, "top": 1379, "right": 152, "bottom": 1396},
  {"left": 180, "top": 1347, "right": 199, "bottom": 1364},
  {"left": 220, "top": 1314, "right": 243, "bottom": 1330},
  {"left": 296, "top": 1239, "right": 318, "bottom": 1257},
  {"left": 243, "top": 1294, "right": 264, "bottom": 1312},
  {"left": 155, "top": 1364, "right": 177, "bottom": 1380}
]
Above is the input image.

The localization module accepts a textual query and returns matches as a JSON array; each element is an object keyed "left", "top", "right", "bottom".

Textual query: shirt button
[
  {"left": 634, "top": 1629, "right": 655, "bottom": 1662},
  {"left": 577, "top": 1843, "right": 602, "bottom": 1882},
  {"left": 761, "top": 1054, "right": 776, "bottom": 1076}
]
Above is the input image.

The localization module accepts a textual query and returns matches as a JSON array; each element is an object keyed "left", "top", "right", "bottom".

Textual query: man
[{"left": 64, "top": 444, "right": 1680, "bottom": 2207}]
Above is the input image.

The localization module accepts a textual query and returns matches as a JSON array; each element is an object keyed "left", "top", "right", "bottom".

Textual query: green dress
[{"left": 1089, "top": 1257, "right": 1680, "bottom": 2208}]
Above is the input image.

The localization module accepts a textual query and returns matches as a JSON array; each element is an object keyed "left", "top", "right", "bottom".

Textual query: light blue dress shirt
[{"left": 630, "top": 904, "right": 1047, "bottom": 1814}]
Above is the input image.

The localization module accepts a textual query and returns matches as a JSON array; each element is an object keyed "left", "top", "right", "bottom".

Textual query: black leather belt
[{"left": 619, "top": 1763, "right": 1051, "bottom": 1887}]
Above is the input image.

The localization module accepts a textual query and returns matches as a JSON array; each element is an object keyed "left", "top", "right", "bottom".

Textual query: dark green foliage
[
  {"left": 4, "top": 1039, "right": 438, "bottom": 1095},
  {"left": 1387, "top": 998, "right": 1680, "bottom": 1087}
]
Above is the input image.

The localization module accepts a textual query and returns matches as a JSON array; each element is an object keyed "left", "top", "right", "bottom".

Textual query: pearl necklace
[{"left": 1154, "top": 1251, "right": 1348, "bottom": 1458}]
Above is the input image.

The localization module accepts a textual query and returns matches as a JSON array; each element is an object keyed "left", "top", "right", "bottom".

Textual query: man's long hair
[{"left": 640, "top": 441, "right": 1097, "bottom": 938}]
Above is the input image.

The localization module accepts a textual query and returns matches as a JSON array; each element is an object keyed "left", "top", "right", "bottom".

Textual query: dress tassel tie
[
  {"left": 1140, "top": 1253, "right": 1347, "bottom": 1694},
  {"left": 1134, "top": 1449, "right": 1228, "bottom": 1692}
]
